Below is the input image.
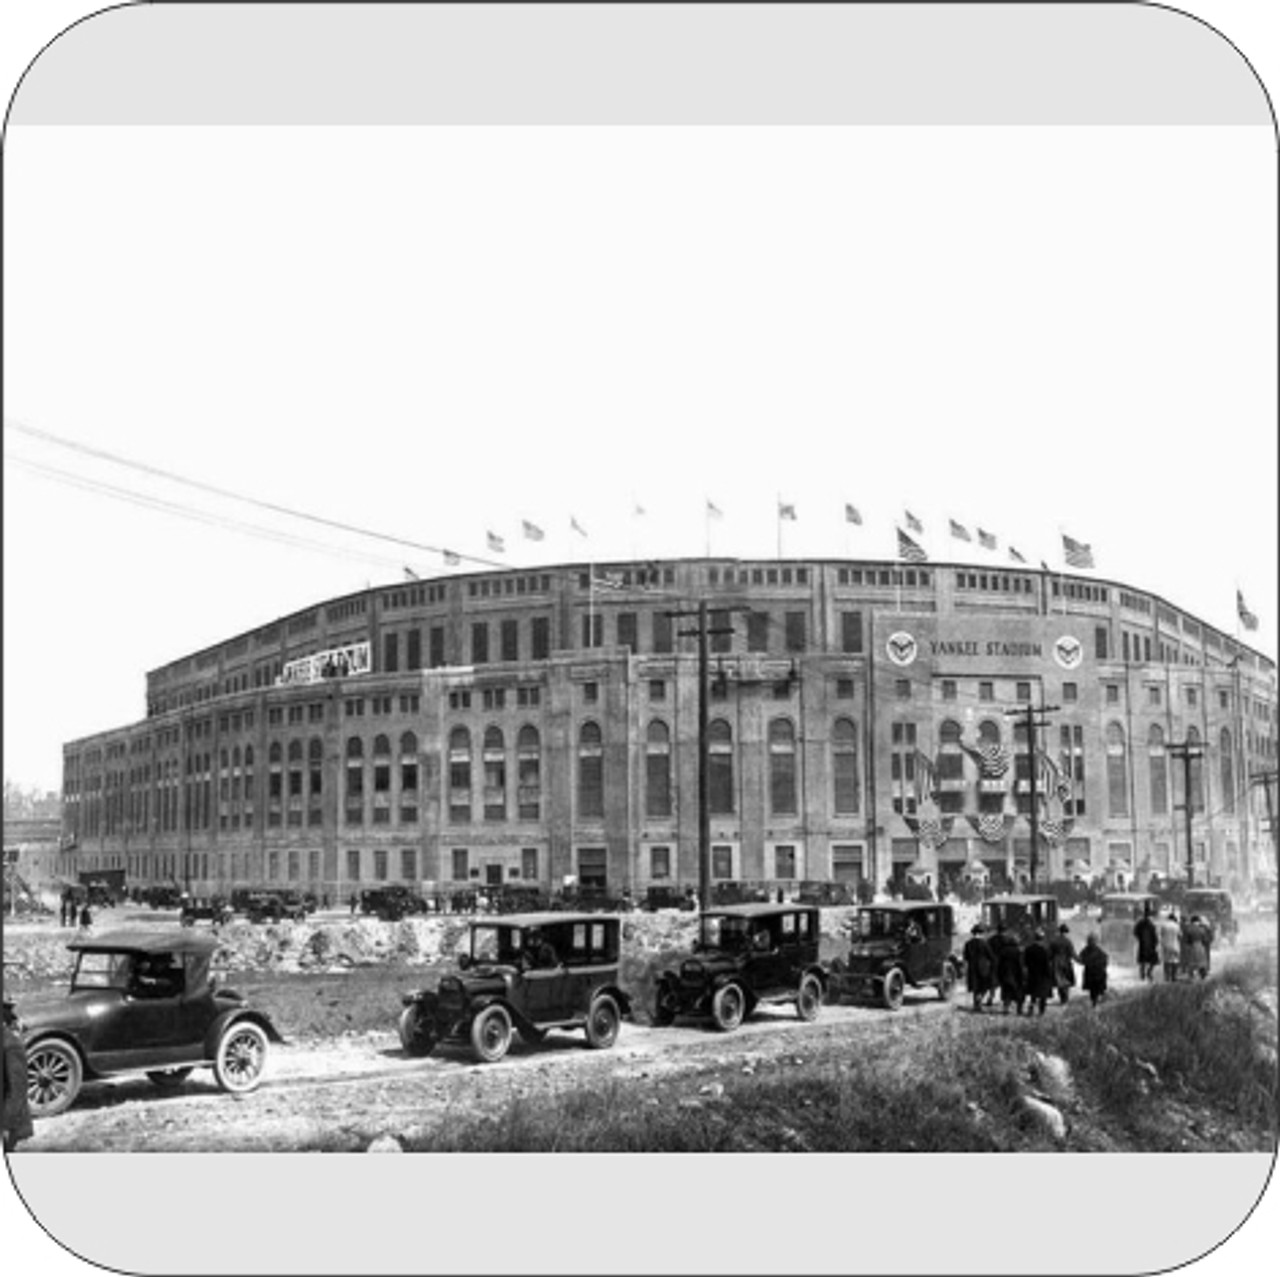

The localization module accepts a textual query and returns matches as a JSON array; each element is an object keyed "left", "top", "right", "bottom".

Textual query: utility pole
[
  {"left": 1006, "top": 698, "right": 1059, "bottom": 892},
  {"left": 1168, "top": 739, "right": 1205, "bottom": 887}
]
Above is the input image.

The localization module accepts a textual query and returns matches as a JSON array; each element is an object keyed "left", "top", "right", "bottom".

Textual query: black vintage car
[
  {"left": 18, "top": 930, "right": 283, "bottom": 1118},
  {"left": 828, "top": 902, "right": 962, "bottom": 1010},
  {"left": 652, "top": 904, "right": 827, "bottom": 1031},
  {"left": 360, "top": 885, "right": 432, "bottom": 922},
  {"left": 179, "top": 895, "right": 234, "bottom": 927},
  {"left": 641, "top": 884, "right": 698, "bottom": 912},
  {"left": 244, "top": 889, "right": 311, "bottom": 923},
  {"left": 398, "top": 912, "right": 632, "bottom": 1064},
  {"left": 980, "top": 894, "right": 1061, "bottom": 945}
]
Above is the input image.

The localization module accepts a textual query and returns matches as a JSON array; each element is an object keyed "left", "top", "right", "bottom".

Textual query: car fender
[
  {"left": 801, "top": 962, "right": 828, "bottom": 989},
  {"left": 593, "top": 985, "right": 633, "bottom": 1019},
  {"left": 202, "top": 1006, "right": 286, "bottom": 1058},
  {"left": 24, "top": 1031, "right": 94, "bottom": 1078}
]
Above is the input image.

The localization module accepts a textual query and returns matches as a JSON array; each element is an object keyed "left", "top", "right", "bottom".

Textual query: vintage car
[
  {"left": 652, "top": 903, "right": 827, "bottom": 1031},
  {"left": 1097, "top": 892, "right": 1162, "bottom": 960},
  {"left": 1181, "top": 888, "right": 1238, "bottom": 946},
  {"left": 828, "top": 902, "right": 962, "bottom": 1010},
  {"left": 18, "top": 929, "right": 283, "bottom": 1118},
  {"left": 641, "top": 884, "right": 698, "bottom": 912},
  {"left": 398, "top": 912, "right": 632, "bottom": 1064},
  {"left": 980, "top": 894, "right": 1061, "bottom": 945},
  {"left": 244, "top": 889, "right": 311, "bottom": 924},
  {"left": 796, "top": 879, "right": 857, "bottom": 907},
  {"left": 360, "top": 884, "right": 432, "bottom": 922},
  {"left": 179, "top": 895, "right": 234, "bottom": 927}
]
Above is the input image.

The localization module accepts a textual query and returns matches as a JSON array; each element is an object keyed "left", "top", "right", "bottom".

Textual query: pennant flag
[
  {"left": 521, "top": 520, "right": 545, "bottom": 542},
  {"left": 978, "top": 528, "right": 997, "bottom": 550},
  {"left": 706, "top": 499, "right": 723, "bottom": 519},
  {"left": 1009, "top": 546, "right": 1026, "bottom": 563},
  {"left": 1238, "top": 589, "right": 1259, "bottom": 632},
  {"left": 1062, "top": 533, "right": 1095, "bottom": 569},
  {"left": 897, "top": 527, "right": 928, "bottom": 562},
  {"left": 442, "top": 549, "right": 461, "bottom": 566},
  {"left": 403, "top": 566, "right": 420, "bottom": 581},
  {"left": 844, "top": 503, "right": 862, "bottom": 526},
  {"left": 904, "top": 510, "right": 923, "bottom": 534},
  {"left": 486, "top": 531, "right": 505, "bottom": 553},
  {"left": 570, "top": 516, "right": 588, "bottom": 537},
  {"left": 778, "top": 501, "right": 797, "bottom": 521}
]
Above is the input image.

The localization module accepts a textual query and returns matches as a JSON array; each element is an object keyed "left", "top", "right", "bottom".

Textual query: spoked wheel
[
  {"left": 26, "top": 1039, "right": 83, "bottom": 1117},
  {"left": 882, "top": 968, "right": 906, "bottom": 1011},
  {"left": 469, "top": 1004, "right": 513, "bottom": 1063},
  {"left": 795, "top": 973, "right": 823, "bottom": 1022},
  {"left": 585, "top": 994, "right": 621, "bottom": 1049},
  {"left": 146, "top": 1067, "right": 194, "bottom": 1090},
  {"left": 213, "top": 1021, "right": 269, "bottom": 1094},
  {"left": 711, "top": 982, "right": 746, "bottom": 1032},
  {"left": 398, "top": 1006, "right": 438, "bottom": 1057}
]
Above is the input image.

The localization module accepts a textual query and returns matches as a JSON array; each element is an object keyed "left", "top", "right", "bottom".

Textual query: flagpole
[{"left": 776, "top": 493, "right": 782, "bottom": 560}]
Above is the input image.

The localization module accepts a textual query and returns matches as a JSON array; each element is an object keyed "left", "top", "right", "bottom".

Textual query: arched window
[
  {"left": 1106, "top": 723, "right": 1128, "bottom": 818},
  {"left": 578, "top": 722, "right": 604, "bottom": 818},
  {"left": 977, "top": 719, "right": 1001, "bottom": 746},
  {"left": 646, "top": 720, "right": 672, "bottom": 818},
  {"left": 448, "top": 727, "right": 472, "bottom": 824},
  {"left": 1148, "top": 725, "right": 1168, "bottom": 816},
  {"left": 483, "top": 726, "right": 506, "bottom": 821},
  {"left": 938, "top": 719, "right": 964, "bottom": 782},
  {"left": 1220, "top": 728, "right": 1235, "bottom": 815},
  {"left": 708, "top": 718, "right": 734, "bottom": 814},
  {"left": 372, "top": 734, "right": 392, "bottom": 824},
  {"left": 517, "top": 725, "right": 541, "bottom": 821},
  {"left": 345, "top": 737, "right": 365, "bottom": 827},
  {"left": 400, "top": 732, "right": 419, "bottom": 823},
  {"left": 769, "top": 718, "right": 797, "bottom": 815},
  {"left": 832, "top": 718, "right": 859, "bottom": 815}
]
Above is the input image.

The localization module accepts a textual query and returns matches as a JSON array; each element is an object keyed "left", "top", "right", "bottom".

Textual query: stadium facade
[{"left": 61, "top": 557, "right": 1278, "bottom": 900}]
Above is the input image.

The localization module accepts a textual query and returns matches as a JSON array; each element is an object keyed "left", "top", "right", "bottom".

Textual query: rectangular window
[
  {"left": 979, "top": 681, "right": 995, "bottom": 702},
  {"left": 710, "top": 609, "right": 732, "bottom": 655},
  {"left": 407, "top": 628, "right": 421, "bottom": 670},
  {"left": 840, "top": 611, "right": 863, "bottom": 655},
  {"left": 895, "top": 679, "right": 911, "bottom": 700},
  {"left": 1095, "top": 626, "right": 1110, "bottom": 661},
  {"left": 1063, "top": 682, "right": 1078, "bottom": 702},
  {"left": 711, "top": 845, "right": 734, "bottom": 879},
  {"left": 649, "top": 679, "right": 666, "bottom": 702},
  {"left": 784, "top": 612, "right": 806, "bottom": 652},
  {"left": 774, "top": 845, "right": 797, "bottom": 880},
  {"left": 941, "top": 680, "right": 957, "bottom": 701},
  {"left": 346, "top": 848, "right": 360, "bottom": 883},
  {"left": 1016, "top": 681, "right": 1031, "bottom": 702},
  {"left": 451, "top": 848, "right": 469, "bottom": 881},
  {"left": 471, "top": 622, "right": 490, "bottom": 665},
  {"left": 429, "top": 626, "right": 446, "bottom": 668},
  {"left": 583, "top": 682, "right": 599, "bottom": 705},
  {"left": 501, "top": 619, "right": 519, "bottom": 663},
  {"left": 1186, "top": 687, "right": 1198, "bottom": 707},
  {"left": 581, "top": 612, "right": 604, "bottom": 648},
  {"left": 1106, "top": 684, "right": 1120, "bottom": 705},
  {"left": 383, "top": 632, "right": 399, "bottom": 673},
  {"left": 747, "top": 611, "right": 770, "bottom": 653},
  {"left": 521, "top": 847, "right": 538, "bottom": 880},
  {"left": 578, "top": 847, "right": 608, "bottom": 889},
  {"left": 652, "top": 610, "right": 674, "bottom": 654},
  {"left": 617, "top": 612, "right": 638, "bottom": 652},
  {"left": 836, "top": 678, "right": 855, "bottom": 699},
  {"left": 531, "top": 616, "right": 550, "bottom": 661},
  {"left": 649, "top": 846, "right": 671, "bottom": 879},
  {"left": 1148, "top": 686, "right": 1162, "bottom": 706},
  {"left": 401, "top": 849, "right": 417, "bottom": 881}
]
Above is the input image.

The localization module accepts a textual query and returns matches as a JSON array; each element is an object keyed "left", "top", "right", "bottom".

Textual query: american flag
[
  {"left": 844, "top": 503, "right": 862, "bottom": 525},
  {"left": 1009, "top": 546, "right": 1026, "bottom": 563},
  {"left": 486, "top": 531, "right": 505, "bottom": 553},
  {"left": 778, "top": 501, "right": 797, "bottom": 521},
  {"left": 897, "top": 527, "right": 927, "bottom": 562},
  {"left": 521, "top": 520, "right": 545, "bottom": 542},
  {"left": 978, "top": 528, "right": 997, "bottom": 550},
  {"left": 904, "top": 510, "right": 923, "bottom": 534},
  {"left": 1238, "top": 589, "right": 1259, "bottom": 632},
  {"left": 706, "top": 499, "right": 723, "bottom": 520},
  {"left": 913, "top": 749, "right": 939, "bottom": 800},
  {"left": 570, "top": 516, "right": 588, "bottom": 537},
  {"left": 1062, "top": 533, "right": 1095, "bottom": 569},
  {"left": 949, "top": 519, "right": 972, "bottom": 542},
  {"left": 442, "top": 549, "right": 461, "bottom": 566},
  {"left": 403, "top": 566, "right": 420, "bottom": 581}
]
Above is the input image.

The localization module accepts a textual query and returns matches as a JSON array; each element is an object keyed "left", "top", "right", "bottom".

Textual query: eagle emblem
[
  {"left": 1053, "top": 635, "right": 1083, "bottom": 669},
  {"left": 886, "top": 632, "right": 917, "bottom": 666}
]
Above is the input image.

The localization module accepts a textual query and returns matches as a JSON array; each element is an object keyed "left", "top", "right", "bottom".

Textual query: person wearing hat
[
  {"left": 1182, "top": 914, "right": 1210, "bottom": 980},
  {"left": 1022, "top": 927, "right": 1053, "bottom": 1016},
  {"left": 1157, "top": 908, "right": 1182, "bottom": 982},
  {"left": 1077, "top": 932, "right": 1109, "bottom": 1007},
  {"left": 1048, "top": 922, "right": 1078, "bottom": 1005},
  {"left": 962, "top": 923, "right": 996, "bottom": 1014},
  {"left": 1133, "top": 901, "right": 1159, "bottom": 982},
  {"left": 991, "top": 921, "right": 1026, "bottom": 1016}
]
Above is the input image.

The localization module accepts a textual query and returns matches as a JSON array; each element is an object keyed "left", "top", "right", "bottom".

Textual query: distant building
[{"left": 60, "top": 557, "right": 1277, "bottom": 899}]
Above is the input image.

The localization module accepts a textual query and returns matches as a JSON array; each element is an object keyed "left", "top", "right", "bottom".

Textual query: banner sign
[{"left": 277, "top": 641, "right": 371, "bottom": 686}]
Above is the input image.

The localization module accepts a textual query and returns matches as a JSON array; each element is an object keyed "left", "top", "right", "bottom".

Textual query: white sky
[{"left": 4, "top": 122, "right": 1277, "bottom": 793}]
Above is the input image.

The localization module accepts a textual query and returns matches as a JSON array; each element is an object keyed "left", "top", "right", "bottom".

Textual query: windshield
[
  {"left": 71, "top": 951, "right": 135, "bottom": 991},
  {"left": 469, "top": 925, "right": 522, "bottom": 965},
  {"left": 855, "top": 910, "right": 906, "bottom": 940},
  {"left": 697, "top": 915, "right": 754, "bottom": 952}
]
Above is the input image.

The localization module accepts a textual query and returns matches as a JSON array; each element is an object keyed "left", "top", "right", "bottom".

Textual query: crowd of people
[{"left": 1133, "top": 901, "right": 1214, "bottom": 983}]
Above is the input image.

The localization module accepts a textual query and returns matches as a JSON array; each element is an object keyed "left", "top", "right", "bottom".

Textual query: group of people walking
[
  {"left": 1132, "top": 903, "right": 1212, "bottom": 983},
  {"left": 58, "top": 889, "right": 91, "bottom": 931},
  {"left": 963, "top": 921, "right": 1110, "bottom": 1014}
]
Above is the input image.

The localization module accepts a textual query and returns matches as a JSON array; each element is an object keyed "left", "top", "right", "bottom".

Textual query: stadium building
[{"left": 60, "top": 557, "right": 1278, "bottom": 901}]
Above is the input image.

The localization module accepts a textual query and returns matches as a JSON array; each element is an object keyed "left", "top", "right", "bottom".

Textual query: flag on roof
[
  {"left": 403, "top": 566, "right": 420, "bottom": 581},
  {"left": 904, "top": 510, "right": 923, "bottom": 534},
  {"left": 949, "top": 519, "right": 972, "bottom": 542},
  {"left": 570, "top": 516, "right": 588, "bottom": 537},
  {"left": 521, "top": 520, "right": 544, "bottom": 542},
  {"left": 706, "top": 499, "right": 723, "bottom": 519},
  {"left": 978, "top": 529, "right": 997, "bottom": 550},
  {"left": 1062, "top": 533, "right": 1095, "bottom": 569},
  {"left": 897, "top": 527, "right": 928, "bottom": 562},
  {"left": 844, "top": 503, "right": 862, "bottom": 526},
  {"left": 633, "top": 502, "right": 646, "bottom": 517},
  {"left": 1009, "top": 546, "right": 1026, "bottom": 563},
  {"left": 1238, "top": 589, "right": 1259, "bottom": 632},
  {"left": 442, "top": 549, "right": 461, "bottom": 566},
  {"left": 486, "top": 531, "right": 505, "bottom": 553},
  {"left": 778, "top": 501, "right": 797, "bottom": 521}
]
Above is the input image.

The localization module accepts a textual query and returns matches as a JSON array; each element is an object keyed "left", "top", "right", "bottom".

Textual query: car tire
[
  {"left": 398, "top": 1006, "right": 437, "bottom": 1057},
  {"left": 213, "top": 1020, "right": 270, "bottom": 1094},
  {"left": 585, "top": 994, "right": 621, "bottom": 1050},
  {"left": 470, "top": 1005, "right": 513, "bottom": 1064},
  {"left": 711, "top": 982, "right": 746, "bottom": 1032},
  {"left": 146, "top": 1067, "right": 194, "bottom": 1089},
  {"left": 882, "top": 968, "right": 906, "bottom": 1011},
  {"left": 795, "top": 973, "right": 823, "bottom": 1022},
  {"left": 938, "top": 962, "right": 957, "bottom": 1002},
  {"left": 26, "top": 1039, "right": 83, "bottom": 1118}
]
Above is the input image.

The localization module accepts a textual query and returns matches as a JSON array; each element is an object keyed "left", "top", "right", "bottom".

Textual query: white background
[{"left": 2, "top": 3, "right": 1277, "bottom": 1275}]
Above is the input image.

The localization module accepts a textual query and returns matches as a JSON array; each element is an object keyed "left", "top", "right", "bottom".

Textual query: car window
[{"left": 73, "top": 951, "right": 133, "bottom": 990}]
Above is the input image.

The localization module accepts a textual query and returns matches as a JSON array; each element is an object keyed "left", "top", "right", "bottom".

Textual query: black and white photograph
[{"left": 2, "top": 3, "right": 1278, "bottom": 1275}]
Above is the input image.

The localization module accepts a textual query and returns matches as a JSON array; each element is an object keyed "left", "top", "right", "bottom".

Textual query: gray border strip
[{"left": 9, "top": 1, "right": 1273, "bottom": 125}]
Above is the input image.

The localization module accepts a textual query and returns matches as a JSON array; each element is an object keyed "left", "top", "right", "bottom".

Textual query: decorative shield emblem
[
  {"left": 886, "top": 631, "right": 917, "bottom": 667},
  {"left": 1053, "top": 635, "right": 1083, "bottom": 670}
]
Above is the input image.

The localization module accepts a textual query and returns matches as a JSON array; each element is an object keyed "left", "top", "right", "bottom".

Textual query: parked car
[
  {"left": 18, "top": 929, "right": 283, "bottom": 1118},
  {"left": 360, "top": 885, "right": 431, "bottom": 922},
  {"left": 641, "top": 884, "right": 698, "bottom": 912},
  {"left": 796, "top": 879, "right": 857, "bottom": 907},
  {"left": 1097, "top": 892, "right": 1162, "bottom": 961},
  {"left": 1181, "top": 888, "right": 1238, "bottom": 946},
  {"left": 491, "top": 884, "right": 552, "bottom": 915},
  {"left": 245, "top": 889, "right": 310, "bottom": 924},
  {"left": 828, "top": 902, "right": 962, "bottom": 1010},
  {"left": 652, "top": 904, "right": 827, "bottom": 1031},
  {"left": 179, "top": 895, "right": 233, "bottom": 927},
  {"left": 550, "top": 884, "right": 635, "bottom": 913},
  {"left": 980, "top": 894, "right": 1061, "bottom": 945},
  {"left": 398, "top": 912, "right": 632, "bottom": 1064}
]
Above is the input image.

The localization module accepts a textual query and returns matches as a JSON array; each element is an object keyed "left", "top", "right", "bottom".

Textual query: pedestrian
[
  {"left": 1048, "top": 922, "right": 1077, "bottom": 1005},
  {"left": 349, "top": 892, "right": 358, "bottom": 916},
  {"left": 1157, "top": 909, "right": 1181, "bottom": 982},
  {"left": 78, "top": 903, "right": 93, "bottom": 933},
  {"left": 1023, "top": 928, "right": 1053, "bottom": 1016},
  {"left": 2, "top": 999, "right": 34, "bottom": 1152},
  {"left": 962, "top": 923, "right": 997, "bottom": 1014},
  {"left": 1183, "top": 915, "right": 1210, "bottom": 980},
  {"left": 991, "top": 922, "right": 1026, "bottom": 1016},
  {"left": 1133, "top": 902, "right": 1159, "bottom": 982},
  {"left": 1077, "top": 932, "right": 1109, "bottom": 1007}
]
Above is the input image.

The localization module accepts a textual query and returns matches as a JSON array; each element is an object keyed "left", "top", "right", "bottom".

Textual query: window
[
  {"left": 840, "top": 611, "right": 863, "bottom": 655},
  {"left": 483, "top": 726, "right": 506, "bottom": 821},
  {"left": 1187, "top": 726, "right": 1205, "bottom": 812},
  {"left": 652, "top": 610, "right": 674, "bottom": 654},
  {"left": 1095, "top": 626, "right": 1109, "bottom": 661},
  {"left": 1220, "top": 728, "right": 1235, "bottom": 815},
  {"left": 708, "top": 719, "right": 734, "bottom": 814},
  {"left": 979, "top": 681, "right": 994, "bottom": 702},
  {"left": 1016, "top": 681, "right": 1031, "bottom": 702},
  {"left": 578, "top": 722, "right": 604, "bottom": 818},
  {"left": 747, "top": 611, "right": 770, "bottom": 653},
  {"left": 1105, "top": 684, "right": 1120, "bottom": 705},
  {"left": 383, "top": 632, "right": 399, "bottom": 673},
  {"left": 710, "top": 609, "right": 732, "bottom": 655},
  {"left": 617, "top": 612, "right": 638, "bottom": 652},
  {"left": 531, "top": 616, "right": 550, "bottom": 661},
  {"left": 471, "top": 622, "right": 490, "bottom": 665},
  {"left": 581, "top": 613, "right": 603, "bottom": 648},
  {"left": 711, "top": 845, "right": 734, "bottom": 879},
  {"left": 1062, "top": 682, "right": 1078, "bottom": 702},
  {"left": 836, "top": 677, "right": 855, "bottom": 700},
  {"left": 650, "top": 845, "right": 671, "bottom": 880},
  {"left": 895, "top": 679, "right": 911, "bottom": 700},
  {"left": 832, "top": 718, "right": 859, "bottom": 814},
  {"left": 940, "top": 680, "right": 956, "bottom": 701},
  {"left": 500, "top": 619, "right": 519, "bottom": 663},
  {"left": 451, "top": 848, "right": 469, "bottom": 881},
  {"left": 1186, "top": 686, "right": 1198, "bottom": 708},
  {"left": 1148, "top": 725, "right": 1168, "bottom": 815},
  {"left": 583, "top": 681, "right": 599, "bottom": 705},
  {"left": 769, "top": 718, "right": 797, "bottom": 815},
  {"left": 784, "top": 612, "right": 806, "bottom": 652},
  {"left": 346, "top": 848, "right": 361, "bottom": 883},
  {"left": 373, "top": 849, "right": 388, "bottom": 881},
  {"left": 344, "top": 737, "right": 364, "bottom": 827},
  {"left": 1148, "top": 685, "right": 1162, "bottom": 707},
  {"left": 448, "top": 726, "right": 472, "bottom": 824},
  {"left": 646, "top": 720, "right": 672, "bottom": 818},
  {"left": 1060, "top": 724, "right": 1086, "bottom": 817},
  {"left": 517, "top": 725, "right": 541, "bottom": 820},
  {"left": 1106, "top": 723, "right": 1129, "bottom": 818},
  {"left": 407, "top": 628, "right": 421, "bottom": 670},
  {"left": 399, "top": 731, "right": 419, "bottom": 823},
  {"left": 578, "top": 847, "right": 607, "bottom": 889},
  {"left": 774, "top": 845, "right": 797, "bottom": 880},
  {"left": 307, "top": 738, "right": 323, "bottom": 826},
  {"left": 429, "top": 626, "right": 446, "bottom": 668},
  {"left": 649, "top": 679, "right": 666, "bottom": 702},
  {"left": 521, "top": 847, "right": 538, "bottom": 880}
]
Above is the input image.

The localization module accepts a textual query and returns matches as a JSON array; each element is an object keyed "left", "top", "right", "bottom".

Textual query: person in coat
[
  {"left": 991, "top": 922, "right": 1026, "bottom": 1015},
  {"left": 1022, "top": 928, "right": 1054, "bottom": 1016},
  {"left": 1157, "top": 909, "right": 1182, "bottom": 982},
  {"left": 1132, "top": 903, "right": 1159, "bottom": 982},
  {"left": 1077, "top": 932, "right": 1109, "bottom": 1007},
  {"left": 1182, "top": 915, "right": 1210, "bottom": 980},
  {"left": 962, "top": 924, "right": 996, "bottom": 1013},
  {"left": 1048, "top": 923, "right": 1077, "bottom": 1005}
]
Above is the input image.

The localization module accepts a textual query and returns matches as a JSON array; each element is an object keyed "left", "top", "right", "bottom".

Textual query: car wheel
[
  {"left": 213, "top": 1021, "right": 269, "bottom": 1094},
  {"left": 711, "top": 983, "right": 746, "bottom": 1032},
  {"left": 470, "top": 1005, "right": 513, "bottom": 1064},
  {"left": 26, "top": 1039, "right": 83, "bottom": 1118},
  {"left": 146, "top": 1067, "right": 194, "bottom": 1089},
  {"left": 795, "top": 973, "right": 823, "bottom": 1022},
  {"left": 585, "top": 994, "right": 621, "bottom": 1049},
  {"left": 938, "top": 962, "right": 957, "bottom": 1002},
  {"left": 398, "top": 1006, "right": 437, "bottom": 1057},
  {"left": 882, "top": 968, "right": 906, "bottom": 1011}
]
